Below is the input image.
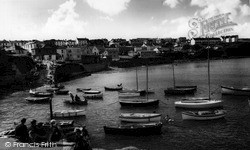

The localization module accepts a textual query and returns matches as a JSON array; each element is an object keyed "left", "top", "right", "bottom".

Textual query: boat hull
[
  {"left": 175, "top": 100, "right": 223, "bottom": 109},
  {"left": 25, "top": 97, "right": 51, "bottom": 103},
  {"left": 118, "top": 92, "right": 141, "bottom": 98},
  {"left": 83, "top": 93, "right": 103, "bottom": 99},
  {"left": 104, "top": 122, "right": 162, "bottom": 135},
  {"left": 221, "top": 86, "right": 250, "bottom": 96},
  {"left": 119, "top": 113, "right": 161, "bottom": 123},
  {"left": 104, "top": 86, "right": 123, "bottom": 91},
  {"left": 164, "top": 86, "right": 197, "bottom": 95},
  {"left": 53, "top": 110, "right": 86, "bottom": 118},
  {"left": 182, "top": 110, "right": 226, "bottom": 120},
  {"left": 29, "top": 91, "right": 53, "bottom": 97},
  {"left": 119, "top": 99, "right": 159, "bottom": 107}
]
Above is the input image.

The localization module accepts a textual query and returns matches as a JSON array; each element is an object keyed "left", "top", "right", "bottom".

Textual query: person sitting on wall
[
  {"left": 75, "top": 94, "right": 81, "bottom": 102},
  {"left": 15, "top": 118, "right": 29, "bottom": 142},
  {"left": 48, "top": 120, "right": 63, "bottom": 142},
  {"left": 69, "top": 92, "right": 75, "bottom": 102}
]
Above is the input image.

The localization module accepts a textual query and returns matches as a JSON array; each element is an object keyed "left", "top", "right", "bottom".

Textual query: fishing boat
[
  {"left": 76, "top": 88, "right": 91, "bottom": 92},
  {"left": 119, "top": 113, "right": 162, "bottom": 123},
  {"left": 83, "top": 93, "right": 103, "bottom": 99},
  {"left": 175, "top": 45, "right": 223, "bottom": 109},
  {"left": 221, "top": 85, "right": 250, "bottom": 96},
  {"left": 175, "top": 99, "right": 222, "bottom": 109},
  {"left": 182, "top": 110, "right": 226, "bottom": 120},
  {"left": 55, "top": 89, "right": 69, "bottom": 95},
  {"left": 164, "top": 62, "right": 197, "bottom": 95},
  {"left": 119, "top": 64, "right": 159, "bottom": 107},
  {"left": 46, "top": 88, "right": 59, "bottom": 93},
  {"left": 119, "top": 99, "right": 159, "bottom": 107},
  {"left": 29, "top": 89, "right": 53, "bottom": 97},
  {"left": 25, "top": 97, "right": 51, "bottom": 103},
  {"left": 53, "top": 109, "right": 86, "bottom": 118},
  {"left": 104, "top": 84, "right": 123, "bottom": 91},
  {"left": 103, "top": 122, "right": 162, "bottom": 135},
  {"left": 64, "top": 99, "right": 88, "bottom": 105}
]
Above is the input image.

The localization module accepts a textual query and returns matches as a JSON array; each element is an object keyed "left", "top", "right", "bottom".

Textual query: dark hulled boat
[
  {"left": 25, "top": 97, "right": 51, "bottom": 103},
  {"left": 119, "top": 99, "right": 159, "bottom": 107},
  {"left": 103, "top": 122, "right": 162, "bottom": 135},
  {"left": 164, "top": 86, "right": 197, "bottom": 95}
]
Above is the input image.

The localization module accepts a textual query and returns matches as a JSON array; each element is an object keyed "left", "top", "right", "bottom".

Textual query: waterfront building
[
  {"left": 0, "top": 40, "right": 11, "bottom": 48},
  {"left": 221, "top": 35, "right": 238, "bottom": 43},
  {"left": 104, "top": 47, "right": 119, "bottom": 61},
  {"left": 137, "top": 50, "right": 157, "bottom": 58},
  {"left": 23, "top": 41, "right": 43, "bottom": 53},
  {"left": 67, "top": 40, "right": 76, "bottom": 46},
  {"left": 119, "top": 46, "right": 134, "bottom": 55},
  {"left": 190, "top": 38, "right": 222, "bottom": 45},
  {"left": 76, "top": 38, "right": 89, "bottom": 46},
  {"left": 32, "top": 44, "right": 57, "bottom": 61},
  {"left": 56, "top": 46, "right": 67, "bottom": 61},
  {"left": 66, "top": 46, "right": 82, "bottom": 61}
]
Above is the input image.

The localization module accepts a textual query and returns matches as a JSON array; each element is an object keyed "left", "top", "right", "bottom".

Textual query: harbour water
[{"left": 1, "top": 58, "right": 250, "bottom": 149}]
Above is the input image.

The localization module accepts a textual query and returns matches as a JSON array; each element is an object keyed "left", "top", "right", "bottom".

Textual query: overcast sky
[{"left": 0, "top": 0, "right": 250, "bottom": 40}]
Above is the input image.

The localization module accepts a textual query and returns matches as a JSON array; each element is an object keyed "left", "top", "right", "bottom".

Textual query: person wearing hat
[
  {"left": 29, "top": 119, "right": 37, "bottom": 142},
  {"left": 35, "top": 122, "right": 47, "bottom": 142},
  {"left": 73, "top": 128, "right": 91, "bottom": 150},
  {"left": 48, "top": 119, "right": 63, "bottom": 142},
  {"left": 15, "top": 118, "right": 29, "bottom": 142}
]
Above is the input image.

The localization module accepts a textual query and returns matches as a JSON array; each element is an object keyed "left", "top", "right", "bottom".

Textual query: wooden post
[{"left": 49, "top": 98, "right": 53, "bottom": 119}]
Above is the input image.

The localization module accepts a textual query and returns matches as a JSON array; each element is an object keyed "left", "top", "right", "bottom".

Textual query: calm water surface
[{"left": 1, "top": 58, "right": 250, "bottom": 149}]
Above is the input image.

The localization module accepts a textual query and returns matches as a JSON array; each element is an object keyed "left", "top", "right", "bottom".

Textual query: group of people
[
  {"left": 14, "top": 118, "right": 63, "bottom": 143},
  {"left": 69, "top": 92, "right": 81, "bottom": 102}
]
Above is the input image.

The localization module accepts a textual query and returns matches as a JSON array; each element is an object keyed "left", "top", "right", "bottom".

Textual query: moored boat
[
  {"left": 119, "top": 113, "right": 161, "bottom": 123},
  {"left": 105, "top": 84, "right": 123, "bottom": 91},
  {"left": 164, "top": 86, "right": 197, "bottom": 95},
  {"left": 175, "top": 99, "right": 223, "bottom": 109},
  {"left": 119, "top": 99, "right": 159, "bottom": 107},
  {"left": 221, "top": 85, "right": 250, "bottom": 96},
  {"left": 76, "top": 88, "right": 91, "bottom": 92},
  {"left": 53, "top": 109, "right": 86, "bottom": 118},
  {"left": 29, "top": 89, "right": 53, "bottom": 97},
  {"left": 83, "top": 93, "right": 103, "bottom": 99},
  {"left": 55, "top": 89, "right": 69, "bottom": 95},
  {"left": 118, "top": 92, "right": 141, "bottom": 98},
  {"left": 103, "top": 122, "right": 162, "bottom": 135},
  {"left": 84, "top": 90, "right": 101, "bottom": 94},
  {"left": 46, "top": 87, "right": 59, "bottom": 93},
  {"left": 25, "top": 97, "right": 51, "bottom": 103},
  {"left": 182, "top": 110, "right": 226, "bottom": 120}
]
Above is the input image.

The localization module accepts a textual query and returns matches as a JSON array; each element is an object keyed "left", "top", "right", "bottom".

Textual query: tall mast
[
  {"left": 208, "top": 43, "right": 211, "bottom": 100},
  {"left": 136, "top": 65, "right": 138, "bottom": 91},
  {"left": 146, "top": 64, "right": 148, "bottom": 100},
  {"left": 172, "top": 62, "right": 176, "bottom": 88}
]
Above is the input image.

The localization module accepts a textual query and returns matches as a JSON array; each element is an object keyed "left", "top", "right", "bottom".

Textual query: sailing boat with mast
[
  {"left": 119, "top": 65, "right": 154, "bottom": 98},
  {"left": 175, "top": 44, "right": 223, "bottom": 109},
  {"left": 164, "top": 61, "right": 197, "bottom": 95},
  {"left": 119, "top": 64, "right": 159, "bottom": 106}
]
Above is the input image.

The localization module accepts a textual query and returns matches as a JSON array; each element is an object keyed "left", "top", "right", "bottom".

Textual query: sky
[{"left": 0, "top": 0, "right": 250, "bottom": 40}]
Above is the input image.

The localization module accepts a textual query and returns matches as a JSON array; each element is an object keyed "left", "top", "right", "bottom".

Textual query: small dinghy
[
  {"left": 119, "top": 113, "right": 162, "bottom": 123},
  {"left": 119, "top": 99, "right": 159, "bottom": 107},
  {"left": 182, "top": 110, "right": 226, "bottom": 120},
  {"left": 221, "top": 85, "right": 250, "bottom": 96},
  {"left": 83, "top": 93, "right": 103, "bottom": 99},
  {"left": 104, "top": 122, "right": 162, "bottom": 135},
  {"left": 29, "top": 89, "right": 53, "bottom": 97},
  {"left": 76, "top": 88, "right": 91, "bottom": 92},
  {"left": 175, "top": 99, "right": 223, "bottom": 109},
  {"left": 104, "top": 84, "right": 123, "bottom": 91},
  {"left": 25, "top": 97, "right": 51, "bottom": 103},
  {"left": 64, "top": 99, "right": 88, "bottom": 105},
  {"left": 55, "top": 89, "right": 69, "bottom": 95},
  {"left": 53, "top": 109, "right": 86, "bottom": 118},
  {"left": 84, "top": 90, "right": 101, "bottom": 94}
]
